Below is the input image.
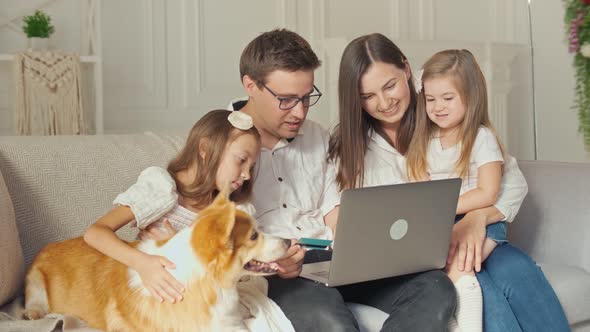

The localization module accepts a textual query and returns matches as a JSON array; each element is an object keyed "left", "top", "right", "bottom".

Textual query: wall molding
[
  {"left": 180, "top": 0, "right": 204, "bottom": 108},
  {"left": 417, "top": 0, "right": 435, "bottom": 40},
  {"left": 276, "top": 0, "right": 297, "bottom": 30},
  {"left": 308, "top": 0, "right": 326, "bottom": 43},
  {"left": 142, "top": 0, "right": 156, "bottom": 92},
  {"left": 491, "top": 0, "right": 516, "bottom": 42},
  {"left": 194, "top": 0, "right": 204, "bottom": 94},
  {"left": 389, "top": 0, "right": 402, "bottom": 39}
]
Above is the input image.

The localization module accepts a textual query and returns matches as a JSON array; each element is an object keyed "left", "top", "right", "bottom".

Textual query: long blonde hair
[{"left": 406, "top": 49, "right": 504, "bottom": 181}]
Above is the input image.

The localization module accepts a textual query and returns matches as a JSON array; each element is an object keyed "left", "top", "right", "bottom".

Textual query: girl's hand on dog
[
  {"left": 134, "top": 254, "right": 185, "bottom": 303},
  {"left": 276, "top": 239, "right": 304, "bottom": 279},
  {"left": 138, "top": 219, "right": 177, "bottom": 241}
]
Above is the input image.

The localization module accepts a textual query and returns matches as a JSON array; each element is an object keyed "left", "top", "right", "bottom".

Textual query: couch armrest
[{"left": 509, "top": 161, "right": 590, "bottom": 273}]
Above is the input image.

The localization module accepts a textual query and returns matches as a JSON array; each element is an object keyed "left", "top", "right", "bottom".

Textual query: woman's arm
[
  {"left": 448, "top": 158, "right": 526, "bottom": 272},
  {"left": 448, "top": 205, "right": 506, "bottom": 273},
  {"left": 84, "top": 206, "right": 184, "bottom": 302},
  {"left": 456, "top": 161, "right": 502, "bottom": 214}
]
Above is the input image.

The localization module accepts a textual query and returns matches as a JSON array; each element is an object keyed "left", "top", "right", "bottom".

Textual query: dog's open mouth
[{"left": 244, "top": 259, "right": 280, "bottom": 274}]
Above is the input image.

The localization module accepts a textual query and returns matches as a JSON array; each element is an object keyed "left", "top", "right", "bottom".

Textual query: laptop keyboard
[{"left": 311, "top": 270, "right": 330, "bottom": 278}]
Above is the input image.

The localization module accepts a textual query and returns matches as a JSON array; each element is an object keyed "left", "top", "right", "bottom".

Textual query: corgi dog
[{"left": 23, "top": 189, "right": 290, "bottom": 331}]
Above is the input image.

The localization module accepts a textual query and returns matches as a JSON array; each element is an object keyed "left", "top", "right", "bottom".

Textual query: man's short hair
[{"left": 240, "top": 29, "right": 321, "bottom": 84}]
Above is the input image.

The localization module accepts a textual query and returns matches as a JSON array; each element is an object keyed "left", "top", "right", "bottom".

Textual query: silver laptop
[{"left": 301, "top": 178, "right": 461, "bottom": 287}]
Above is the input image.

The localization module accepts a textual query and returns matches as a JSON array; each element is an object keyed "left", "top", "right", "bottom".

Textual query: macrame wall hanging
[{"left": 13, "top": 50, "right": 86, "bottom": 135}]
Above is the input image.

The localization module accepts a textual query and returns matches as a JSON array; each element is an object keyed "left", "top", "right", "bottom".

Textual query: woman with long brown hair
[{"left": 329, "top": 33, "right": 569, "bottom": 331}]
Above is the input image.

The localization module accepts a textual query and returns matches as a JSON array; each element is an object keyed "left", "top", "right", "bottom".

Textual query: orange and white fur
[{"left": 23, "top": 190, "right": 290, "bottom": 331}]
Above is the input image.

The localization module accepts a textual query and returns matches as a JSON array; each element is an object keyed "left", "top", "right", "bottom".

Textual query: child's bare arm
[
  {"left": 83, "top": 206, "right": 184, "bottom": 302},
  {"left": 83, "top": 206, "right": 144, "bottom": 267},
  {"left": 456, "top": 161, "right": 502, "bottom": 214}
]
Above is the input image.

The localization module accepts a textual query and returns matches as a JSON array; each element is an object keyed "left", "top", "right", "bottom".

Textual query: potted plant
[{"left": 22, "top": 10, "right": 55, "bottom": 50}]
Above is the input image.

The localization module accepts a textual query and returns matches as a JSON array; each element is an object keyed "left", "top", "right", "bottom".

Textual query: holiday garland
[{"left": 566, "top": 0, "right": 590, "bottom": 150}]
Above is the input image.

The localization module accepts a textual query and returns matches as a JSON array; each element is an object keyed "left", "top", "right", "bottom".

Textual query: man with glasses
[
  {"left": 228, "top": 29, "right": 337, "bottom": 245},
  {"left": 228, "top": 29, "right": 456, "bottom": 331}
]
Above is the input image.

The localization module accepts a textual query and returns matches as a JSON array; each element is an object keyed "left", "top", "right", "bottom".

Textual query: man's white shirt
[{"left": 228, "top": 99, "right": 340, "bottom": 240}]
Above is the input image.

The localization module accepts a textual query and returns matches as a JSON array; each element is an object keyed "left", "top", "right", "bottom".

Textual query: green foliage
[
  {"left": 573, "top": 53, "right": 590, "bottom": 149},
  {"left": 22, "top": 10, "right": 55, "bottom": 38},
  {"left": 565, "top": 0, "right": 590, "bottom": 150}
]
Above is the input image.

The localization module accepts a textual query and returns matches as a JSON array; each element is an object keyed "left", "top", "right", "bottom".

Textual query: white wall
[
  {"left": 4, "top": 0, "right": 582, "bottom": 161},
  {"left": 530, "top": 0, "right": 590, "bottom": 162}
]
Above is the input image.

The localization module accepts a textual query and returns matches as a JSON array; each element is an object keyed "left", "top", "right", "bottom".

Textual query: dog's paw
[{"left": 23, "top": 306, "right": 47, "bottom": 320}]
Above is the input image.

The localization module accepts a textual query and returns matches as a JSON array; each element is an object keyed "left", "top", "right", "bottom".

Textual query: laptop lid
[{"left": 326, "top": 178, "right": 461, "bottom": 287}]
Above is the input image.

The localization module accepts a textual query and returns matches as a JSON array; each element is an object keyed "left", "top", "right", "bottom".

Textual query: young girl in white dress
[
  {"left": 84, "top": 109, "right": 260, "bottom": 303},
  {"left": 406, "top": 49, "right": 508, "bottom": 332}
]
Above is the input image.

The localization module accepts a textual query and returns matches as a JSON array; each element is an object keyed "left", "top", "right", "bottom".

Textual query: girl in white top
[
  {"left": 83, "top": 110, "right": 260, "bottom": 304},
  {"left": 406, "top": 49, "right": 507, "bottom": 331}
]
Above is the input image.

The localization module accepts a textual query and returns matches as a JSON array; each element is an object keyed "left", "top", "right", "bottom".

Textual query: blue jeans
[{"left": 477, "top": 243, "right": 570, "bottom": 332}]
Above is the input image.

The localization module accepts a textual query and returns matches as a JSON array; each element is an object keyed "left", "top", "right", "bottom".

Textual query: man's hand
[
  {"left": 276, "top": 239, "right": 305, "bottom": 279},
  {"left": 447, "top": 210, "right": 487, "bottom": 273},
  {"left": 138, "top": 219, "right": 176, "bottom": 241}
]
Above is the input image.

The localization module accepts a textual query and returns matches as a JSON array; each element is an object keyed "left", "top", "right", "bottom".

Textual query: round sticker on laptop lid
[{"left": 390, "top": 219, "right": 408, "bottom": 240}]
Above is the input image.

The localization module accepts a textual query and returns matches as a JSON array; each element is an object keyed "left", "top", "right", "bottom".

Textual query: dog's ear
[
  {"left": 210, "top": 183, "right": 231, "bottom": 208},
  {"left": 216, "top": 199, "right": 236, "bottom": 242},
  {"left": 193, "top": 187, "right": 237, "bottom": 254},
  {"left": 204, "top": 186, "right": 235, "bottom": 237}
]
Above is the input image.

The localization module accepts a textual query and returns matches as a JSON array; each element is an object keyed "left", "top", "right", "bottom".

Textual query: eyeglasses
[{"left": 259, "top": 82, "right": 322, "bottom": 110}]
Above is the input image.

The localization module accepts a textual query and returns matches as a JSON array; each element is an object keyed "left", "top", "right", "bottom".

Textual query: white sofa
[{"left": 1, "top": 133, "right": 588, "bottom": 331}]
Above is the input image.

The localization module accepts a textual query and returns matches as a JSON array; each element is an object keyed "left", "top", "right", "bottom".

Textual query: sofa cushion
[
  {"left": 0, "top": 132, "right": 185, "bottom": 269},
  {"left": 540, "top": 263, "right": 590, "bottom": 326},
  {"left": 511, "top": 161, "right": 590, "bottom": 273},
  {"left": 0, "top": 169, "right": 25, "bottom": 306}
]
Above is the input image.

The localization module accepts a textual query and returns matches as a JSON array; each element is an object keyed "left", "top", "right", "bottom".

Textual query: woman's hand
[
  {"left": 133, "top": 253, "right": 185, "bottom": 303},
  {"left": 276, "top": 240, "right": 305, "bottom": 279},
  {"left": 447, "top": 210, "right": 487, "bottom": 273},
  {"left": 138, "top": 219, "right": 177, "bottom": 241}
]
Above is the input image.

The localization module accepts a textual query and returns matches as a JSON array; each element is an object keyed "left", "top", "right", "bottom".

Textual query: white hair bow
[
  {"left": 228, "top": 112, "right": 254, "bottom": 130},
  {"left": 413, "top": 69, "right": 424, "bottom": 94}
]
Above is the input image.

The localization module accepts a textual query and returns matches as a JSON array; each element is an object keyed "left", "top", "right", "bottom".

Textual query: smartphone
[{"left": 297, "top": 237, "right": 333, "bottom": 250}]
